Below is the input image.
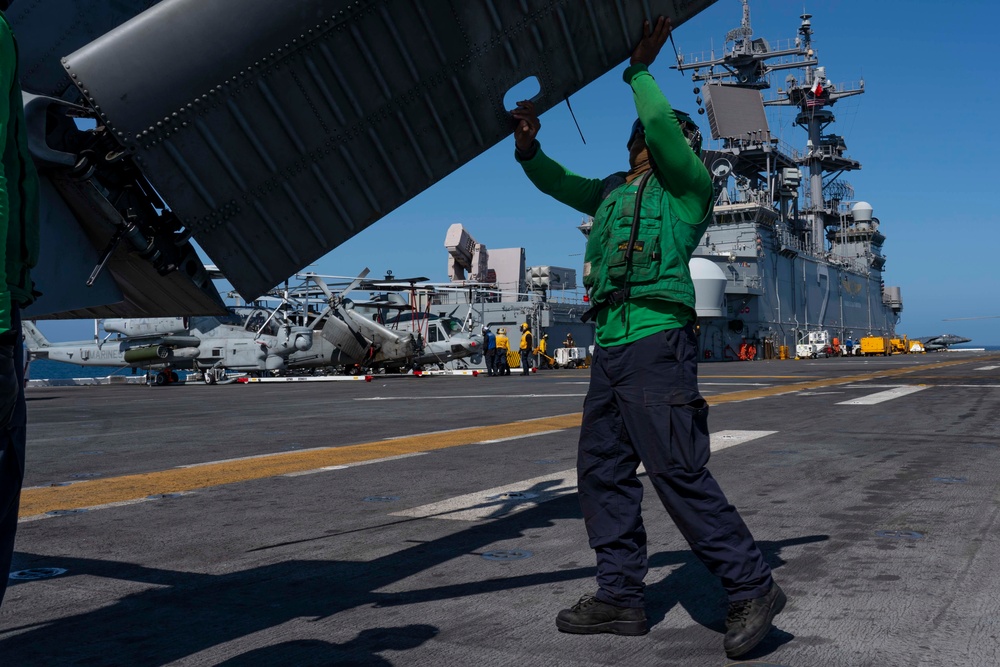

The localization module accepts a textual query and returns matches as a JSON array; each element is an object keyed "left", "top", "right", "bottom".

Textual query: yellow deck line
[
  {"left": 20, "top": 414, "right": 581, "bottom": 517},
  {"left": 21, "top": 355, "right": 997, "bottom": 517}
]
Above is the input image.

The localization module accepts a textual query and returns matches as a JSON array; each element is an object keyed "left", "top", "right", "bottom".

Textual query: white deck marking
[
  {"left": 475, "top": 429, "right": 566, "bottom": 444},
  {"left": 394, "top": 430, "right": 778, "bottom": 521},
  {"left": 355, "top": 394, "right": 587, "bottom": 401},
  {"left": 19, "top": 495, "right": 193, "bottom": 523},
  {"left": 975, "top": 366, "right": 1000, "bottom": 371},
  {"left": 391, "top": 469, "right": 577, "bottom": 521},
  {"left": 837, "top": 385, "right": 928, "bottom": 405},
  {"left": 282, "top": 452, "right": 427, "bottom": 477},
  {"left": 710, "top": 430, "right": 778, "bottom": 452}
]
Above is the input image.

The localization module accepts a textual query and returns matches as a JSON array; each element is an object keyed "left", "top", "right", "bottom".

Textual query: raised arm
[
  {"left": 628, "top": 18, "right": 712, "bottom": 224},
  {"left": 512, "top": 100, "right": 605, "bottom": 217}
]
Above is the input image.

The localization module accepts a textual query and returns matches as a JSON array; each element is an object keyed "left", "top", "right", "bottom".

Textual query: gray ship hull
[{"left": 694, "top": 212, "right": 897, "bottom": 360}]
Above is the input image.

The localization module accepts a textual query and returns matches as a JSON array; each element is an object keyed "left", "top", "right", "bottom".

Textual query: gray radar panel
[
  {"left": 703, "top": 84, "right": 770, "bottom": 140},
  {"left": 62, "top": 0, "right": 718, "bottom": 300}
]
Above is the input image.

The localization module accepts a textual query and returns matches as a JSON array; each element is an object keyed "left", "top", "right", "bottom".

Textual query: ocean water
[{"left": 27, "top": 359, "right": 189, "bottom": 381}]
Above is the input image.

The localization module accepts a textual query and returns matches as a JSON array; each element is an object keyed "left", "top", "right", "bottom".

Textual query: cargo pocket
[
  {"left": 606, "top": 229, "right": 660, "bottom": 284},
  {"left": 643, "top": 388, "right": 710, "bottom": 473}
]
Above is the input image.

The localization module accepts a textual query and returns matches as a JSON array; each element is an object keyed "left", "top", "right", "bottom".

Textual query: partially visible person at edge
[
  {"left": 510, "top": 17, "right": 784, "bottom": 659},
  {"left": 0, "top": 0, "right": 41, "bottom": 607},
  {"left": 495, "top": 328, "right": 511, "bottom": 376},
  {"left": 482, "top": 326, "right": 497, "bottom": 376},
  {"left": 518, "top": 322, "right": 533, "bottom": 376}
]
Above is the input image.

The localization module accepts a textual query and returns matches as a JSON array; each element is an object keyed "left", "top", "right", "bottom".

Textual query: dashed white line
[
  {"left": 837, "top": 385, "right": 928, "bottom": 405},
  {"left": 393, "top": 429, "right": 780, "bottom": 521},
  {"left": 282, "top": 452, "right": 428, "bottom": 477},
  {"left": 391, "top": 469, "right": 577, "bottom": 521},
  {"left": 475, "top": 429, "right": 567, "bottom": 445},
  {"left": 710, "top": 430, "right": 779, "bottom": 451},
  {"left": 355, "top": 394, "right": 587, "bottom": 401}
]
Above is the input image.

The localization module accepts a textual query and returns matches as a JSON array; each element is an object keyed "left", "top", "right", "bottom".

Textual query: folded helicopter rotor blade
[{"left": 337, "top": 268, "right": 371, "bottom": 300}]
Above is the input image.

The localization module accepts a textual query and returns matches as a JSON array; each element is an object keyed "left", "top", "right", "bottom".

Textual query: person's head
[
  {"left": 542, "top": 333, "right": 548, "bottom": 339},
  {"left": 627, "top": 111, "right": 703, "bottom": 162},
  {"left": 498, "top": 328, "right": 506, "bottom": 334},
  {"left": 521, "top": 322, "right": 529, "bottom": 331}
]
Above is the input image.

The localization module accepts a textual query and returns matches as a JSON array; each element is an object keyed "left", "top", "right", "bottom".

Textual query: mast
[{"left": 674, "top": 6, "right": 865, "bottom": 256}]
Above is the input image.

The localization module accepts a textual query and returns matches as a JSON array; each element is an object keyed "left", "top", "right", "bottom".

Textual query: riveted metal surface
[
  {"left": 6, "top": 0, "right": 159, "bottom": 98},
  {"left": 60, "top": 0, "right": 718, "bottom": 299}
]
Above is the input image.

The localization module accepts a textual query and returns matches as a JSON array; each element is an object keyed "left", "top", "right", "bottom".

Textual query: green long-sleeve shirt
[
  {"left": 0, "top": 12, "right": 40, "bottom": 334},
  {"left": 518, "top": 63, "right": 712, "bottom": 346}
]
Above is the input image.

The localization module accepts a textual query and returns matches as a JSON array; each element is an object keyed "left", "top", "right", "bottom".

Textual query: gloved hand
[{"left": 0, "top": 331, "right": 20, "bottom": 430}]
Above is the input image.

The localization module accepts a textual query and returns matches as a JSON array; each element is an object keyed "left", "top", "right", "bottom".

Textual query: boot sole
[
  {"left": 556, "top": 618, "right": 648, "bottom": 636},
  {"left": 724, "top": 587, "right": 787, "bottom": 659}
]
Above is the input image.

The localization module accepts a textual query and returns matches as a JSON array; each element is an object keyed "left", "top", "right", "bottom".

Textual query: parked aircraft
[
  {"left": 292, "top": 271, "right": 483, "bottom": 372},
  {"left": 24, "top": 307, "right": 314, "bottom": 385},
  {"left": 912, "top": 334, "right": 973, "bottom": 351},
  {"left": 25, "top": 267, "right": 484, "bottom": 381}
]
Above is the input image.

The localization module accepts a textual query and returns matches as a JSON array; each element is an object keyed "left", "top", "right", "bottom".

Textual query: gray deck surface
[{"left": 2, "top": 351, "right": 1000, "bottom": 666}]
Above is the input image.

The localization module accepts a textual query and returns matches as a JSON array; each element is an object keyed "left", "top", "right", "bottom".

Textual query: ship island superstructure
[{"left": 674, "top": 1, "right": 901, "bottom": 360}]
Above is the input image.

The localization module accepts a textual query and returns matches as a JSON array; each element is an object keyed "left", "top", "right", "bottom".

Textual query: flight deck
[{"left": 2, "top": 351, "right": 999, "bottom": 666}]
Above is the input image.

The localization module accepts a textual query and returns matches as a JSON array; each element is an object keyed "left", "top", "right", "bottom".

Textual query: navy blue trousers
[
  {"left": 578, "top": 323, "right": 772, "bottom": 607},
  {"left": 0, "top": 306, "right": 26, "bottom": 606}
]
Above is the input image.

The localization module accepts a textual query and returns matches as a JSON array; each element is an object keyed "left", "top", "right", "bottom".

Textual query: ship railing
[
  {"left": 715, "top": 135, "right": 801, "bottom": 161},
  {"left": 429, "top": 283, "right": 590, "bottom": 307},
  {"left": 774, "top": 228, "right": 809, "bottom": 255}
]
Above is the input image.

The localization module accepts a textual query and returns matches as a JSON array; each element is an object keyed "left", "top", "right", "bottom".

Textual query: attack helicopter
[
  {"left": 24, "top": 305, "right": 314, "bottom": 385},
  {"left": 283, "top": 269, "right": 484, "bottom": 373}
]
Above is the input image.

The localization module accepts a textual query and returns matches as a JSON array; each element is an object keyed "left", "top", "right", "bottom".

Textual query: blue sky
[{"left": 36, "top": 0, "right": 1000, "bottom": 345}]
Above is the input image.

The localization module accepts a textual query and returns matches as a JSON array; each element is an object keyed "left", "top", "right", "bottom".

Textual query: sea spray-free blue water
[{"left": 27, "top": 359, "right": 189, "bottom": 380}]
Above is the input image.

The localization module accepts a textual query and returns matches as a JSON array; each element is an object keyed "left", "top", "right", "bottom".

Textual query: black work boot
[
  {"left": 723, "top": 582, "right": 787, "bottom": 658},
  {"left": 555, "top": 595, "right": 648, "bottom": 635}
]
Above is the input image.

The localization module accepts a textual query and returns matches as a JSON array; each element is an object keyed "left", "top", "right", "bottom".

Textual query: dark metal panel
[
  {"left": 63, "top": 0, "right": 718, "bottom": 299},
  {"left": 6, "top": 0, "right": 160, "bottom": 98},
  {"left": 25, "top": 175, "right": 228, "bottom": 320}
]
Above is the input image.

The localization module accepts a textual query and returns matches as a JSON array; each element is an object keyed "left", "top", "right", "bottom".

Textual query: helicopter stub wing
[{"left": 60, "top": 0, "right": 718, "bottom": 301}]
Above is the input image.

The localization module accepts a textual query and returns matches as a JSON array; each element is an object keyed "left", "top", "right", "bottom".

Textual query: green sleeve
[
  {"left": 624, "top": 63, "right": 713, "bottom": 225},
  {"left": 517, "top": 143, "right": 605, "bottom": 217},
  {"left": 0, "top": 17, "right": 14, "bottom": 334}
]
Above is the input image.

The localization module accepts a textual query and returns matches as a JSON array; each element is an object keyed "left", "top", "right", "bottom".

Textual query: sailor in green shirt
[
  {"left": 0, "top": 0, "right": 40, "bottom": 608},
  {"left": 512, "top": 17, "right": 784, "bottom": 659}
]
